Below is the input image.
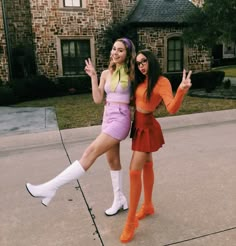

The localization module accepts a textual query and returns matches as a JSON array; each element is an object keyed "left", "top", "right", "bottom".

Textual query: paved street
[{"left": 0, "top": 107, "right": 235, "bottom": 246}]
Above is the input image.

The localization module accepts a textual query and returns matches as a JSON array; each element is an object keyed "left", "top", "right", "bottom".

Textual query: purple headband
[{"left": 122, "top": 38, "right": 132, "bottom": 51}]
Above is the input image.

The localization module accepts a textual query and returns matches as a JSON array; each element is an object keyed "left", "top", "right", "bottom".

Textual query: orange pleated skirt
[{"left": 131, "top": 110, "right": 165, "bottom": 152}]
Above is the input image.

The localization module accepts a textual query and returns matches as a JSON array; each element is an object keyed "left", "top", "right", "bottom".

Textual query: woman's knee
[{"left": 108, "top": 159, "right": 121, "bottom": 170}]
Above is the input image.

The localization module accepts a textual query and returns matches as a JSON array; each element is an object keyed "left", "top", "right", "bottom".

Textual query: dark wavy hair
[{"left": 133, "top": 49, "right": 162, "bottom": 101}]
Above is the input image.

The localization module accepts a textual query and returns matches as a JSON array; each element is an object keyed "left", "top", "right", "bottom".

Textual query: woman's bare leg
[{"left": 79, "top": 132, "right": 120, "bottom": 170}]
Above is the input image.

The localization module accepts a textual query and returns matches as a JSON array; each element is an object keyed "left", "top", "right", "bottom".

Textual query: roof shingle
[{"left": 128, "top": 0, "right": 196, "bottom": 25}]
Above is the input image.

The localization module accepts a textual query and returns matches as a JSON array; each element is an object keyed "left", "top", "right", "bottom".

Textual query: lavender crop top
[{"left": 104, "top": 80, "right": 131, "bottom": 104}]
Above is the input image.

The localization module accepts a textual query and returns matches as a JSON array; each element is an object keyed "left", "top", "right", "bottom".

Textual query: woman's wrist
[
  {"left": 179, "top": 84, "right": 185, "bottom": 90},
  {"left": 179, "top": 84, "right": 188, "bottom": 90},
  {"left": 91, "top": 72, "right": 97, "bottom": 78}
]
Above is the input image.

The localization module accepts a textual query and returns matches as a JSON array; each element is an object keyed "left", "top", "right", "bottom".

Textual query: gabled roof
[{"left": 128, "top": 0, "right": 196, "bottom": 25}]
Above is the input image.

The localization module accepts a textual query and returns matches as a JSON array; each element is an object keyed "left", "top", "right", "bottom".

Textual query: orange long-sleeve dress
[{"left": 132, "top": 76, "right": 188, "bottom": 152}]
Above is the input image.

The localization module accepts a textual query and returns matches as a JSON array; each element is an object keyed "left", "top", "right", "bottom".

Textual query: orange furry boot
[
  {"left": 136, "top": 161, "right": 155, "bottom": 220},
  {"left": 120, "top": 217, "right": 139, "bottom": 243},
  {"left": 136, "top": 204, "right": 155, "bottom": 220},
  {"left": 120, "top": 170, "right": 142, "bottom": 243}
]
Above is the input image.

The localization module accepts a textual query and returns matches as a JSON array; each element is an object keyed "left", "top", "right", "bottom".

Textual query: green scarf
[{"left": 110, "top": 65, "right": 129, "bottom": 92}]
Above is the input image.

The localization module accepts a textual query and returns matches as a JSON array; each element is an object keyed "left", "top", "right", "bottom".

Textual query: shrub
[
  {"left": 190, "top": 71, "right": 225, "bottom": 92},
  {"left": 163, "top": 72, "right": 183, "bottom": 91},
  {"left": 213, "top": 71, "right": 225, "bottom": 86},
  {"left": 223, "top": 79, "right": 231, "bottom": 89},
  {"left": 10, "top": 75, "right": 56, "bottom": 101},
  {"left": 9, "top": 78, "right": 30, "bottom": 100},
  {"left": 56, "top": 76, "right": 91, "bottom": 95},
  {"left": 11, "top": 44, "right": 36, "bottom": 78},
  {"left": 0, "top": 86, "right": 18, "bottom": 106},
  {"left": 27, "top": 75, "right": 56, "bottom": 98},
  {"left": 164, "top": 70, "right": 225, "bottom": 93}
]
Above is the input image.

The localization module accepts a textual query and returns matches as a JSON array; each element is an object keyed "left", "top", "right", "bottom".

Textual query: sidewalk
[
  {"left": 0, "top": 107, "right": 236, "bottom": 246},
  {"left": 0, "top": 107, "right": 58, "bottom": 136},
  {"left": 225, "top": 76, "right": 236, "bottom": 86}
]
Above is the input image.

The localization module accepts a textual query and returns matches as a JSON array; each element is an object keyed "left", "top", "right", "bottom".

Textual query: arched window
[{"left": 167, "top": 37, "right": 183, "bottom": 72}]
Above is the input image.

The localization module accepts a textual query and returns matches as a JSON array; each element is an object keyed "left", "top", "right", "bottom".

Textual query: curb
[
  {"left": 158, "top": 109, "right": 236, "bottom": 130},
  {"left": 1, "top": 109, "right": 236, "bottom": 151}
]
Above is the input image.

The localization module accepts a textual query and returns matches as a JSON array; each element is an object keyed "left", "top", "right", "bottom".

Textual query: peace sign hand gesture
[
  {"left": 179, "top": 69, "right": 192, "bottom": 90},
  {"left": 84, "top": 58, "right": 97, "bottom": 78}
]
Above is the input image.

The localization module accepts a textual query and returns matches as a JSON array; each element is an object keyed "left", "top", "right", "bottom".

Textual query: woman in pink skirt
[{"left": 25, "top": 38, "right": 136, "bottom": 217}]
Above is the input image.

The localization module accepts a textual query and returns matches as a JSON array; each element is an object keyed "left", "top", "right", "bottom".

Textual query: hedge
[{"left": 164, "top": 70, "right": 225, "bottom": 92}]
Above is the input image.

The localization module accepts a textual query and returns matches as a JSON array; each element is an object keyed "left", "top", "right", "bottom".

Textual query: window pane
[
  {"left": 175, "top": 50, "right": 181, "bottom": 59},
  {"left": 64, "top": 0, "right": 81, "bottom": 7},
  {"left": 175, "top": 62, "right": 181, "bottom": 71},
  {"left": 73, "top": 0, "right": 81, "bottom": 6},
  {"left": 77, "top": 41, "right": 90, "bottom": 74},
  {"left": 69, "top": 42, "right": 75, "bottom": 57},
  {"left": 168, "top": 40, "right": 174, "bottom": 49},
  {"left": 168, "top": 50, "right": 174, "bottom": 60},
  {"left": 64, "top": 0, "right": 73, "bottom": 6},
  {"left": 62, "top": 43, "right": 69, "bottom": 56},
  {"left": 168, "top": 61, "right": 175, "bottom": 72},
  {"left": 175, "top": 40, "right": 181, "bottom": 49},
  {"left": 80, "top": 41, "right": 90, "bottom": 57}
]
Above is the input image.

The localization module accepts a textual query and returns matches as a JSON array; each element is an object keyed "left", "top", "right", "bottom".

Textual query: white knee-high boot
[
  {"left": 26, "top": 160, "right": 85, "bottom": 206},
  {"left": 105, "top": 170, "right": 128, "bottom": 216}
]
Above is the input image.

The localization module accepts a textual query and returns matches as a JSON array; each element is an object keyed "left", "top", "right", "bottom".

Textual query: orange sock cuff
[
  {"left": 145, "top": 161, "right": 153, "bottom": 167},
  {"left": 130, "top": 169, "right": 142, "bottom": 176}
]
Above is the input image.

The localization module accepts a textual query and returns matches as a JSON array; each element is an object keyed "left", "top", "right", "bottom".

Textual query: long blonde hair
[{"left": 108, "top": 38, "right": 136, "bottom": 81}]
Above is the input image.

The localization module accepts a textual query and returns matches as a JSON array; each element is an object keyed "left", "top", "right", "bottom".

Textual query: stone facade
[
  {"left": 3, "top": 0, "right": 34, "bottom": 80},
  {"left": 4, "top": 0, "right": 33, "bottom": 48},
  {"left": 0, "top": 0, "right": 9, "bottom": 82},
  {"left": 0, "top": 0, "right": 210, "bottom": 83},
  {"left": 111, "top": 0, "right": 138, "bottom": 22}
]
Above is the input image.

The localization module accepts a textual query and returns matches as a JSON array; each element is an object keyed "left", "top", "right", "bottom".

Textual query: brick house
[
  {"left": 127, "top": 0, "right": 211, "bottom": 74},
  {"left": 0, "top": 0, "right": 210, "bottom": 84}
]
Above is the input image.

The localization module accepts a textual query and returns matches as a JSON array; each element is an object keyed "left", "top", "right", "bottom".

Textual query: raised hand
[
  {"left": 84, "top": 58, "right": 97, "bottom": 77},
  {"left": 180, "top": 69, "right": 192, "bottom": 90}
]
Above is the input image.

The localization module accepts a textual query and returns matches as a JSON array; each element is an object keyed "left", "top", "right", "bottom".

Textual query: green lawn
[
  {"left": 14, "top": 93, "right": 236, "bottom": 130},
  {"left": 212, "top": 65, "right": 236, "bottom": 77}
]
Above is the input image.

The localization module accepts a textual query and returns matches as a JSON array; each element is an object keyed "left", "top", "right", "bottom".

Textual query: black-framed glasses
[{"left": 136, "top": 58, "right": 147, "bottom": 67}]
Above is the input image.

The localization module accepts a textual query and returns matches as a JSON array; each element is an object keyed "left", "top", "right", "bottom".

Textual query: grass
[
  {"left": 212, "top": 65, "right": 236, "bottom": 77},
  {"left": 14, "top": 93, "right": 236, "bottom": 130},
  {"left": 13, "top": 65, "right": 236, "bottom": 130}
]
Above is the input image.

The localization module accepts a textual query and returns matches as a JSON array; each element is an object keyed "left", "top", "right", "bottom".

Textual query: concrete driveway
[{"left": 0, "top": 107, "right": 235, "bottom": 246}]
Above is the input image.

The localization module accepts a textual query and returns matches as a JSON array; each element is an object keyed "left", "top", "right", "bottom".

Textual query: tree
[
  {"left": 100, "top": 21, "right": 138, "bottom": 58},
  {"left": 183, "top": 0, "right": 236, "bottom": 48}
]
